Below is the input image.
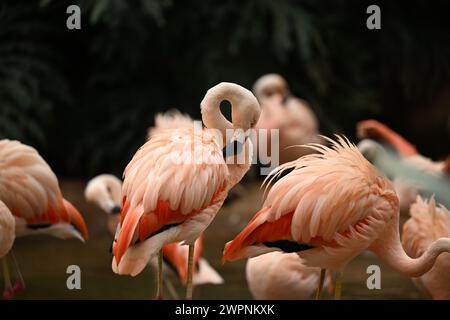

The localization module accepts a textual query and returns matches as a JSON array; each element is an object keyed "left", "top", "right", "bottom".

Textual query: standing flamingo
[
  {"left": 253, "top": 74, "right": 321, "bottom": 164},
  {"left": 85, "top": 174, "right": 223, "bottom": 298},
  {"left": 246, "top": 251, "right": 332, "bottom": 300},
  {"left": 402, "top": 196, "right": 450, "bottom": 299},
  {"left": 112, "top": 82, "right": 261, "bottom": 299},
  {"left": 222, "top": 136, "right": 450, "bottom": 299},
  {"left": 0, "top": 201, "right": 15, "bottom": 299},
  {"left": 0, "top": 139, "right": 89, "bottom": 299}
]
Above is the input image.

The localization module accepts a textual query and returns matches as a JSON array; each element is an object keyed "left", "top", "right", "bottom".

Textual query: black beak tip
[
  {"left": 222, "top": 138, "right": 247, "bottom": 158},
  {"left": 111, "top": 205, "right": 121, "bottom": 214}
]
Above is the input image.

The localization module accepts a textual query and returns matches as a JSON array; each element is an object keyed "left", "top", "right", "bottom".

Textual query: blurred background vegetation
[{"left": 0, "top": 0, "right": 449, "bottom": 178}]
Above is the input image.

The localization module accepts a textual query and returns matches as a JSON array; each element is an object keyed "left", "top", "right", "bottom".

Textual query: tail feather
[
  {"left": 63, "top": 199, "right": 89, "bottom": 241},
  {"left": 223, "top": 207, "right": 292, "bottom": 263},
  {"left": 114, "top": 204, "right": 144, "bottom": 264}
]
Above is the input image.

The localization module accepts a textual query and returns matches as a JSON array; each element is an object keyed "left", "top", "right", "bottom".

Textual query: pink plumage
[
  {"left": 402, "top": 196, "right": 450, "bottom": 299},
  {"left": 112, "top": 83, "right": 261, "bottom": 277},
  {"left": 223, "top": 136, "right": 450, "bottom": 282},
  {"left": 246, "top": 252, "right": 332, "bottom": 300},
  {"left": 253, "top": 74, "right": 321, "bottom": 164}
]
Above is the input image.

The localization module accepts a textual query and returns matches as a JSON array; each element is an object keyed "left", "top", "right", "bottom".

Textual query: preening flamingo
[
  {"left": 112, "top": 82, "right": 261, "bottom": 298},
  {"left": 85, "top": 174, "right": 223, "bottom": 298},
  {"left": 0, "top": 139, "right": 89, "bottom": 299},
  {"left": 222, "top": 136, "right": 450, "bottom": 299},
  {"left": 148, "top": 110, "right": 246, "bottom": 206},
  {"left": 402, "top": 196, "right": 450, "bottom": 299},
  {"left": 253, "top": 74, "right": 321, "bottom": 164},
  {"left": 85, "top": 174, "right": 122, "bottom": 235},
  {"left": 0, "top": 201, "right": 15, "bottom": 299},
  {"left": 246, "top": 251, "right": 332, "bottom": 300}
]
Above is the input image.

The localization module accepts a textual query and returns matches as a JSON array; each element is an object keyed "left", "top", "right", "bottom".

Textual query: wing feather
[{"left": 262, "top": 136, "right": 398, "bottom": 243}]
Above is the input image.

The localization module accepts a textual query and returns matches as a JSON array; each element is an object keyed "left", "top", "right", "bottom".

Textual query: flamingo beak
[
  {"left": 110, "top": 205, "right": 121, "bottom": 215},
  {"left": 222, "top": 131, "right": 248, "bottom": 158}
]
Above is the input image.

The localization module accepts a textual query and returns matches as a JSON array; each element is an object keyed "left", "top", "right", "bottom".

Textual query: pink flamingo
[
  {"left": 402, "top": 196, "right": 450, "bottom": 299},
  {"left": 223, "top": 136, "right": 450, "bottom": 299},
  {"left": 112, "top": 82, "right": 261, "bottom": 299},
  {"left": 357, "top": 119, "right": 449, "bottom": 213},
  {"left": 253, "top": 74, "right": 321, "bottom": 164},
  {"left": 246, "top": 251, "right": 332, "bottom": 300},
  {"left": 0, "top": 139, "right": 89, "bottom": 299},
  {"left": 85, "top": 174, "right": 122, "bottom": 235},
  {"left": 85, "top": 174, "right": 223, "bottom": 299}
]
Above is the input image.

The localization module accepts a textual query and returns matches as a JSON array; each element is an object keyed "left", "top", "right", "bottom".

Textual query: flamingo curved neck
[
  {"left": 86, "top": 176, "right": 122, "bottom": 214},
  {"left": 201, "top": 82, "right": 255, "bottom": 142},
  {"left": 371, "top": 221, "right": 450, "bottom": 277}
]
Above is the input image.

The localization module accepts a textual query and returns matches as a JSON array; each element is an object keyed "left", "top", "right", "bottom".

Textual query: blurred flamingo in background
[
  {"left": 0, "top": 201, "right": 15, "bottom": 299},
  {"left": 162, "top": 235, "right": 223, "bottom": 286},
  {"left": 357, "top": 119, "right": 450, "bottom": 213},
  {"left": 223, "top": 136, "right": 450, "bottom": 299},
  {"left": 85, "top": 174, "right": 122, "bottom": 235},
  {"left": 0, "top": 139, "right": 89, "bottom": 299},
  {"left": 112, "top": 82, "right": 261, "bottom": 299},
  {"left": 246, "top": 251, "right": 332, "bottom": 300},
  {"left": 357, "top": 119, "right": 449, "bottom": 172},
  {"left": 357, "top": 119, "right": 419, "bottom": 157},
  {"left": 357, "top": 139, "right": 450, "bottom": 212},
  {"left": 253, "top": 74, "right": 321, "bottom": 164},
  {"left": 402, "top": 196, "right": 450, "bottom": 299},
  {"left": 85, "top": 174, "right": 223, "bottom": 299}
]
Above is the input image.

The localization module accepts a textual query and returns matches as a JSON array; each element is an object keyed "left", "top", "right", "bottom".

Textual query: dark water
[{"left": 5, "top": 180, "right": 423, "bottom": 300}]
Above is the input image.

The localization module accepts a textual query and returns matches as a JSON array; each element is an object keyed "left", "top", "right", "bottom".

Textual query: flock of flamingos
[{"left": 1, "top": 74, "right": 450, "bottom": 300}]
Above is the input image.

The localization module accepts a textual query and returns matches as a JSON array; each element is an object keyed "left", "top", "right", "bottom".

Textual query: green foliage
[
  {"left": 1, "top": 0, "right": 449, "bottom": 176},
  {"left": 0, "top": 2, "right": 72, "bottom": 148}
]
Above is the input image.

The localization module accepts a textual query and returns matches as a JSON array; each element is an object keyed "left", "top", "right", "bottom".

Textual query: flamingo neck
[
  {"left": 201, "top": 82, "right": 257, "bottom": 144},
  {"left": 201, "top": 89, "right": 234, "bottom": 144},
  {"left": 370, "top": 218, "right": 450, "bottom": 277},
  {"left": 226, "top": 140, "right": 253, "bottom": 188}
]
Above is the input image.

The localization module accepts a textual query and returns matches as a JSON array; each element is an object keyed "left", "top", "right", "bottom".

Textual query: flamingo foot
[
  {"left": 13, "top": 280, "right": 26, "bottom": 293},
  {"left": 2, "top": 286, "right": 14, "bottom": 300}
]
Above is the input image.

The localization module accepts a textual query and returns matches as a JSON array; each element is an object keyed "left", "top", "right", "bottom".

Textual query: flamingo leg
[
  {"left": 185, "top": 243, "right": 195, "bottom": 299},
  {"left": 2, "top": 257, "right": 13, "bottom": 300},
  {"left": 10, "top": 250, "right": 25, "bottom": 293},
  {"left": 315, "top": 268, "right": 326, "bottom": 300},
  {"left": 334, "top": 271, "right": 343, "bottom": 300},
  {"left": 155, "top": 249, "right": 164, "bottom": 299}
]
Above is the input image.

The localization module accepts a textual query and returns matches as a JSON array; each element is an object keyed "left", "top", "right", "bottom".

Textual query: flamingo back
[
  {"left": 114, "top": 127, "right": 229, "bottom": 269},
  {"left": 0, "top": 139, "right": 88, "bottom": 240},
  {"left": 224, "top": 136, "right": 399, "bottom": 270}
]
